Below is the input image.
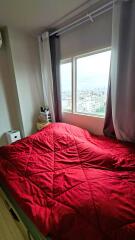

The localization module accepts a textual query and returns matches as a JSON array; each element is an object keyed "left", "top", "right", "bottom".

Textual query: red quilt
[{"left": 0, "top": 123, "right": 135, "bottom": 240}]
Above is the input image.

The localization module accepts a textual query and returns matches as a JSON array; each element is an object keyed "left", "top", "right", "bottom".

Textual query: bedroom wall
[
  {"left": 62, "top": 113, "right": 104, "bottom": 136},
  {"left": 0, "top": 28, "right": 44, "bottom": 145},
  {"left": 8, "top": 28, "right": 44, "bottom": 137},
  {"left": 60, "top": 11, "right": 112, "bottom": 59},
  {"left": 0, "top": 28, "right": 21, "bottom": 145},
  {"left": 60, "top": 11, "right": 112, "bottom": 135}
]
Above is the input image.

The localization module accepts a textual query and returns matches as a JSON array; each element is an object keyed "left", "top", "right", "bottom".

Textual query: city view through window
[
  {"left": 76, "top": 50, "right": 111, "bottom": 116},
  {"left": 60, "top": 61, "right": 72, "bottom": 112},
  {"left": 60, "top": 50, "right": 111, "bottom": 116}
]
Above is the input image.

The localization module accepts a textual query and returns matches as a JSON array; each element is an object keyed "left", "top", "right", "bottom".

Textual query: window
[
  {"left": 60, "top": 60, "right": 72, "bottom": 112},
  {"left": 76, "top": 50, "right": 111, "bottom": 116},
  {"left": 60, "top": 49, "right": 111, "bottom": 117}
]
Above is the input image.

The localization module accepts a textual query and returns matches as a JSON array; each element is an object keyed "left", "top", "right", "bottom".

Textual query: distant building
[{"left": 62, "top": 87, "right": 107, "bottom": 116}]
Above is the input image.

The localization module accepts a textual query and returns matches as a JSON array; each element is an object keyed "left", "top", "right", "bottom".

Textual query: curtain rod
[
  {"left": 49, "top": 0, "right": 113, "bottom": 37},
  {"left": 58, "top": 5, "right": 112, "bottom": 36}
]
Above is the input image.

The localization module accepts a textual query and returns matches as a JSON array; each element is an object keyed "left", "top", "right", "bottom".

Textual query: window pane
[
  {"left": 76, "top": 50, "right": 111, "bottom": 116},
  {"left": 60, "top": 62, "right": 72, "bottom": 112}
]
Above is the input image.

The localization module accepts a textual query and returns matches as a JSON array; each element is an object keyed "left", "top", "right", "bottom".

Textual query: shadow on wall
[
  {"left": 31, "top": 112, "right": 39, "bottom": 134},
  {"left": 2, "top": 30, "right": 19, "bottom": 129},
  {"left": 0, "top": 29, "right": 19, "bottom": 145},
  {"left": 0, "top": 133, "right": 7, "bottom": 145}
]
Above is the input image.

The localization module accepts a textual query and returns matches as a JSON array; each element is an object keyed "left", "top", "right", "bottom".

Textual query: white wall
[
  {"left": 0, "top": 29, "right": 21, "bottom": 145},
  {"left": 60, "top": 11, "right": 112, "bottom": 59},
  {"left": 60, "top": 11, "right": 112, "bottom": 135},
  {"left": 0, "top": 28, "right": 44, "bottom": 145},
  {"left": 62, "top": 113, "right": 104, "bottom": 135},
  {"left": 0, "top": 46, "right": 12, "bottom": 145},
  {"left": 8, "top": 28, "right": 44, "bottom": 137}
]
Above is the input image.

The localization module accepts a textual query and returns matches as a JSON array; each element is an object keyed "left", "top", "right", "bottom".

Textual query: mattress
[{"left": 0, "top": 123, "right": 135, "bottom": 240}]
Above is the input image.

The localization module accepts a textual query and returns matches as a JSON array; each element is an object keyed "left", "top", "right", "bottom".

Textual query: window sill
[
  {"left": 62, "top": 112, "right": 105, "bottom": 136},
  {"left": 62, "top": 111, "right": 105, "bottom": 119}
]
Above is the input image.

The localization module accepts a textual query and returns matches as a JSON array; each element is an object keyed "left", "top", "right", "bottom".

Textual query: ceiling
[{"left": 0, "top": 0, "right": 102, "bottom": 34}]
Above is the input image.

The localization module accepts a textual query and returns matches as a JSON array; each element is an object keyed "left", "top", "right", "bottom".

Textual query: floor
[{"left": 0, "top": 190, "right": 29, "bottom": 240}]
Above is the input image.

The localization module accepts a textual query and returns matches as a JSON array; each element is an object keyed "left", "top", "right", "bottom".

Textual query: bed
[{"left": 0, "top": 122, "right": 135, "bottom": 240}]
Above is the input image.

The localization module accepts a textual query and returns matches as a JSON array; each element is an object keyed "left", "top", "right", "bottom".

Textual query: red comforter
[{"left": 0, "top": 123, "right": 135, "bottom": 240}]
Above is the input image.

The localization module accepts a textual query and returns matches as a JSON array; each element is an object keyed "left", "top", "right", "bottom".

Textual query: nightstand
[{"left": 36, "top": 122, "right": 51, "bottom": 131}]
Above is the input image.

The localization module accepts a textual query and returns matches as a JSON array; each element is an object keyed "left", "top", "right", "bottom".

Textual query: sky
[{"left": 60, "top": 50, "right": 111, "bottom": 92}]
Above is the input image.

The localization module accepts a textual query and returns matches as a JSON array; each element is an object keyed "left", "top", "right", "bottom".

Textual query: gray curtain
[
  {"left": 104, "top": 79, "right": 115, "bottom": 138},
  {"left": 104, "top": 0, "right": 135, "bottom": 142},
  {"left": 49, "top": 34, "right": 62, "bottom": 122}
]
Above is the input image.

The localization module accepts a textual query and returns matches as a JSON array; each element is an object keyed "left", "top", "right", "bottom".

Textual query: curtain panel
[
  {"left": 104, "top": 0, "right": 135, "bottom": 142},
  {"left": 38, "top": 32, "right": 61, "bottom": 122},
  {"left": 50, "top": 34, "right": 62, "bottom": 122}
]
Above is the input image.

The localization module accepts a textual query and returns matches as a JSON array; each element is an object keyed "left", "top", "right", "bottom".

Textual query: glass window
[
  {"left": 76, "top": 50, "right": 111, "bottom": 116},
  {"left": 60, "top": 61, "right": 72, "bottom": 112}
]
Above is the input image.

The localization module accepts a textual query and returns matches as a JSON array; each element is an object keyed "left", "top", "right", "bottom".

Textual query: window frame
[
  {"left": 60, "top": 58, "right": 73, "bottom": 112},
  {"left": 60, "top": 47, "right": 111, "bottom": 117}
]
